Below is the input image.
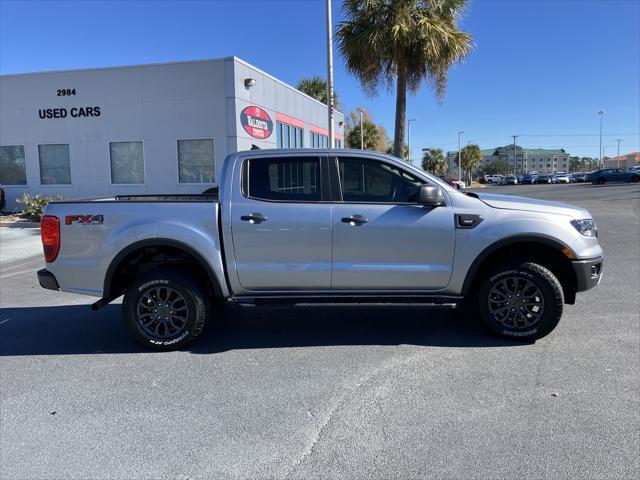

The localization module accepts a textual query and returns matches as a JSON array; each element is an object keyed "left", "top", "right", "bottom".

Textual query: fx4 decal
[{"left": 65, "top": 214, "right": 104, "bottom": 225}]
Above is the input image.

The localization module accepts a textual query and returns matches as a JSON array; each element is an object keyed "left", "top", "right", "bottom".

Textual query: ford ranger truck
[{"left": 37, "top": 149, "right": 604, "bottom": 349}]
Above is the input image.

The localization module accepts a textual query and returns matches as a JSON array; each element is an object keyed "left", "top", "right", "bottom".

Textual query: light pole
[
  {"left": 326, "top": 0, "right": 335, "bottom": 148},
  {"left": 407, "top": 119, "right": 416, "bottom": 163},
  {"left": 598, "top": 110, "right": 605, "bottom": 168},
  {"left": 357, "top": 108, "right": 366, "bottom": 149},
  {"left": 615, "top": 139, "right": 623, "bottom": 168},
  {"left": 457, "top": 131, "right": 464, "bottom": 182},
  {"left": 512, "top": 135, "right": 519, "bottom": 175}
]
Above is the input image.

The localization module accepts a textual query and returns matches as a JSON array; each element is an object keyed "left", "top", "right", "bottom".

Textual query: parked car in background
[
  {"left": 37, "top": 148, "right": 604, "bottom": 348},
  {"left": 551, "top": 172, "right": 570, "bottom": 184},
  {"left": 477, "top": 175, "right": 487, "bottom": 184},
  {"left": 570, "top": 172, "right": 586, "bottom": 183},
  {"left": 485, "top": 174, "right": 503, "bottom": 184},
  {"left": 500, "top": 175, "right": 518, "bottom": 185},
  {"left": 535, "top": 174, "right": 552, "bottom": 184},
  {"left": 439, "top": 177, "right": 466, "bottom": 190},
  {"left": 590, "top": 168, "right": 640, "bottom": 185},
  {"left": 521, "top": 173, "right": 538, "bottom": 184},
  {"left": 628, "top": 166, "right": 640, "bottom": 173}
]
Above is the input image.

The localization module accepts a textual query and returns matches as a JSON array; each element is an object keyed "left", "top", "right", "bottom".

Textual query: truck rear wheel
[
  {"left": 476, "top": 262, "right": 563, "bottom": 341},
  {"left": 123, "top": 268, "right": 210, "bottom": 350}
]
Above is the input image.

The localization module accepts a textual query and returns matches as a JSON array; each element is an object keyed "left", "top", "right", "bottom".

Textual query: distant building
[
  {"left": 604, "top": 152, "right": 640, "bottom": 169},
  {"left": 446, "top": 146, "right": 571, "bottom": 176}
]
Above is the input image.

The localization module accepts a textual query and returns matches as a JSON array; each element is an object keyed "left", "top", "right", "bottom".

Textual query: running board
[{"left": 231, "top": 295, "right": 462, "bottom": 309}]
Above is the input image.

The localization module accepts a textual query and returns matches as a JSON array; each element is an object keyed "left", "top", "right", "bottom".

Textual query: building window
[
  {"left": 246, "top": 156, "right": 321, "bottom": 202},
  {"left": 109, "top": 141, "right": 144, "bottom": 184},
  {"left": 276, "top": 121, "right": 303, "bottom": 149},
  {"left": 310, "top": 131, "right": 328, "bottom": 148},
  {"left": 0, "top": 145, "right": 27, "bottom": 185},
  {"left": 38, "top": 144, "right": 71, "bottom": 185},
  {"left": 335, "top": 139, "right": 342, "bottom": 148},
  {"left": 178, "top": 139, "right": 215, "bottom": 184}
]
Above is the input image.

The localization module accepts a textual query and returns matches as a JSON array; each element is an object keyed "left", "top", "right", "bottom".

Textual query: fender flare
[
  {"left": 103, "top": 238, "right": 224, "bottom": 299},
  {"left": 460, "top": 234, "right": 573, "bottom": 296}
]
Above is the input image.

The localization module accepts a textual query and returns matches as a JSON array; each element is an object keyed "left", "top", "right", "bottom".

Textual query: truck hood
[{"left": 476, "top": 193, "right": 589, "bottom": 218}]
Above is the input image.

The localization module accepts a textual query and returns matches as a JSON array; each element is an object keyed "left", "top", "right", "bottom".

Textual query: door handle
[
  {"left": 341, "top": 214, "right": 368, "bottom": 225},
  {"left": 241, "top": 213, "right": 268, "bottom": 223}
]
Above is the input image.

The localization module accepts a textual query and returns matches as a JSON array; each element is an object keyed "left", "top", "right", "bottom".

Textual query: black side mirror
[{"left": 418, "top": 185, "right": 444, "bottom": 206}]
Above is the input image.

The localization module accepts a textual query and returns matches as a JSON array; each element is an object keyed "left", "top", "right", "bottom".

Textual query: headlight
[{"left": 571, "top": 218, "right": 597, "bottom": 237}]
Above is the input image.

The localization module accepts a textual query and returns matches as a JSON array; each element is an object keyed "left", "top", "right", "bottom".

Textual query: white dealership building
[{"left": 0, "top": 57, "right": 344, "bottom": 210}]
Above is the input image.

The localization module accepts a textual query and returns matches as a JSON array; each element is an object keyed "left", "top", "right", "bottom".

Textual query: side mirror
[{"left": 418, "top": 185, "right": 444, "bottom": 206}]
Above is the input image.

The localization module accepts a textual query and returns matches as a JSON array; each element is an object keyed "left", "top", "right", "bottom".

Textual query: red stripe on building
[
  {"left": 275, "top": 112, "right": 305, "bottom": 129},
  {"left": 309, "top": 124, "right": 328, "bottom": 136}
]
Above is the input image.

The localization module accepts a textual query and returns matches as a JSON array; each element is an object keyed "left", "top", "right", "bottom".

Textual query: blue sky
[{"left": 1, "top": 0, "right": 638, "bottom": 161}]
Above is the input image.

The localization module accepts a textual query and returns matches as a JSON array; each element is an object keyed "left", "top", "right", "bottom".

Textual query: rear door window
[{"left": 246, "top": 156, "right": 321, "bottom": 202}]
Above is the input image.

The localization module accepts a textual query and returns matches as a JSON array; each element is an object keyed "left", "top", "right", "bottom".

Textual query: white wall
[{"left": 0, "top": 59, "right": 229, "bottom": 209}]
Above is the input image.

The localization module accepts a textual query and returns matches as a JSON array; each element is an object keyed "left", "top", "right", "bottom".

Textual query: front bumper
[
  {"left": 572, "top": 256, "right": 604, "bottom": 292},
  {"left": 37, "top": 268, "right": 60, "bottom": 291}
]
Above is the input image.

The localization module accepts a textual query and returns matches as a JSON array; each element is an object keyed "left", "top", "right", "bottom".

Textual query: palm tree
[
  {"left": 296, "top": 76, "right": 339, "bottom": 109},
  {"left": 337, "top": 0, "right": 473, "bottom": 158},
  {"left": 461, "top": 143, "right": 482, "bottom": 184},
  {"left": 421, "top": 148, "right": 448, "bottom": 176}
]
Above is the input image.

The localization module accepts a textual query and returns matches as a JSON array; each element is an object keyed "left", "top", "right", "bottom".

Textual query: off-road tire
[
  {"left": 123, "top": 268, "right": 210, "bottom": 350},
  {"left": 476, "top": 261, "right": 563, "bottom": 341}
]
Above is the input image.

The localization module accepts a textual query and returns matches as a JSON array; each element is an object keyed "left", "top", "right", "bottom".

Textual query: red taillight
[{"left": 41, "top": 215, "right": 60, "bottom": 263}]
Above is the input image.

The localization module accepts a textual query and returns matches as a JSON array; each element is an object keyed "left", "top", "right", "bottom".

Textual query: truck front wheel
[
  {"left": 123, "top": 268, "right": 210, "bottom": 350},
  {"left": 476, "top": 262, "right": 564, "bottom": 341}
]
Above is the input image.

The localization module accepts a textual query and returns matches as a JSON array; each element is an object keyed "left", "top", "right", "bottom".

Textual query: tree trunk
[{"left": 393, "top": 63, "right": 407, "bottom": 160}]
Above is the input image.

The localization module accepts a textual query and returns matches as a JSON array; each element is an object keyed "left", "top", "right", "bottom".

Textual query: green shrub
[{"left": 17, "top": 193, "right": 63, "bottom": 221}]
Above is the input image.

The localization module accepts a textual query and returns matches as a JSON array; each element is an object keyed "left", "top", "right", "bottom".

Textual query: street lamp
[
  {"left": 326, "top": 0, "right": 335, "bottom": 148},
  {"left": 512, "top": 135, "right": 519, "bottom": 175},
  {"left": 598, "top": 110, "right": 605, "bottom": 168},
  {"left": 407, "top": 119, "right": 416, "bottom": 163},
  {"left": 357, "top": 108, "right": 366, "bottom": 149},
  {"left": 615, "top": 139, "right": 623, "bottom": 168},
  {"left": 457, "top": 131, "right": 464, "bottom": 181}
]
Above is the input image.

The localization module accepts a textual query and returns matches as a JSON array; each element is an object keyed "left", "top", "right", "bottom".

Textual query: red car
[{"left": 439, "top": 176, "right": 466, "bottom": 190}]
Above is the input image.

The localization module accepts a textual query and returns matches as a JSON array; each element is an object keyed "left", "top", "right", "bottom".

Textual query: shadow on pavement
[{"left": 0, "top": 302, "right": 528, "bottom": 356}]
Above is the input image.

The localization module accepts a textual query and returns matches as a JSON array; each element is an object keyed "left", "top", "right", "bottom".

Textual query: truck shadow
[{"left": 0, "top": 303, "right": 529, "bottom": 356}]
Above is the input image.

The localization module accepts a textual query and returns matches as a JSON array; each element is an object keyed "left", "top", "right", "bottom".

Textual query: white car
[
  {"left": 485, "top": 175, "right": 503, "bottom": 184},
  {"left": 552, "top": 173, "right": 570, "bottom": 184}
]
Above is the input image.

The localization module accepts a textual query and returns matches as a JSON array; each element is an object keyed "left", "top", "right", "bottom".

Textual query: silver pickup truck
[{"left": 38, "top": 149, "right": 603, "bottom": 349}]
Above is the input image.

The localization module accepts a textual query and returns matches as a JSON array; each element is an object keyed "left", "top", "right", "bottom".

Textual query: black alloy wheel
[
  {"left": 476, "top": 262, "right": 564, "bottom": 341},
  {"left": 123, "top": 268, "right": 211, "bottom": 350}
]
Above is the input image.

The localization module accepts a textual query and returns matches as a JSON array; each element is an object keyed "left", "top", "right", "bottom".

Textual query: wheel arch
[
  {"left": 461, "top": 235, "right": 578, "bottom": 304},
  {"left": 103, "top": 238, "right": 224, "bottom": 300}
]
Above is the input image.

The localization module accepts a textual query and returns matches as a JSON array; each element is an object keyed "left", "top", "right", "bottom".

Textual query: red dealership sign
[{"left": 240, "top": 106, "right": 273, "bottom": 139}]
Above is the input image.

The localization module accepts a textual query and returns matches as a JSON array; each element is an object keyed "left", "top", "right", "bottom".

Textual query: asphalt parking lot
[{"left": 1, "top": 183, "right": 639, "bottom": 480}]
